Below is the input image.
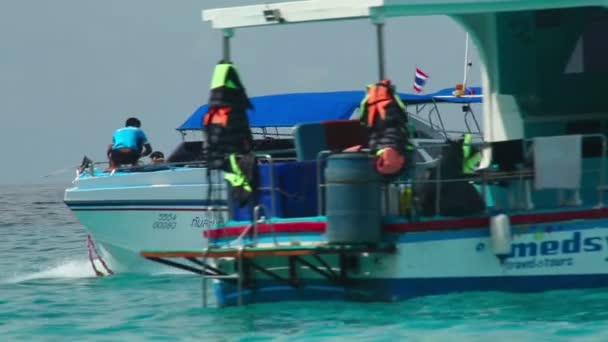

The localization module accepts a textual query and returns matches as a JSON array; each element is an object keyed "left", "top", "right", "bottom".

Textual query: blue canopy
[{"left": 177, "top": 86, "right": 482, "bottom": 130}]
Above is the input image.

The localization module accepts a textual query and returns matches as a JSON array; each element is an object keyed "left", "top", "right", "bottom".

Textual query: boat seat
[
  {"left": 293, "top": 120, "right": 368, "bottom": 161},
  {"left": 323, "top": 120, "right": 368, "bottom": 151},
  {"left": 293, "top": 123, "right": 327, "bottom": 160}
]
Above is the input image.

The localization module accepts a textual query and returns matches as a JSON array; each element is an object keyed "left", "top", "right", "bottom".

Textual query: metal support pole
[
  {"left": 462, "top": 32, "right": 471, "bottom": 88},
  {"left": 376, "top": 23, "right": 385, "bottom": 80},
  {"left": 237, "top": 246, "right": 244, "bottom": 306},
  {"left": 599, "top": 136, "right": 607, "bottom": 207},
  {"left": 202, "top": 249, "right": 208, "bottom": 308},
  {"left": 434, "top": 156, "right": 442, "bottom": 217},
  {"left": 222, "top": 29, "right": 234, "bottom": 62},
  {"left": 384, "top": 183, "right": 390, "bottom": 215}
]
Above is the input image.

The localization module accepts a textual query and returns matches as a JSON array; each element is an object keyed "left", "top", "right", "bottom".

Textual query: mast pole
[{"left": 462, "top": 32, "right": 471, "bottom": 88}]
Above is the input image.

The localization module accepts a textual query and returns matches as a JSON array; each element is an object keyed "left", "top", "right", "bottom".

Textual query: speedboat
[
  {"left": 138, "top": 0, "right": 608, "bottom": 306},
  {"left": 64, "top": 89, "right": 480, "bottom": 272}
]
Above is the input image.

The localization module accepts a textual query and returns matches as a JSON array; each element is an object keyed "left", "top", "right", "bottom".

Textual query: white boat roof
[{"left": 203, "top": 0, "right": 605, "bottom": 29}]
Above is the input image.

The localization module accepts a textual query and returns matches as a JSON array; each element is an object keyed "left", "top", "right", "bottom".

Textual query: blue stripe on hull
[{"left": 214, "top": 274, "right": 608, "bottom": 306}]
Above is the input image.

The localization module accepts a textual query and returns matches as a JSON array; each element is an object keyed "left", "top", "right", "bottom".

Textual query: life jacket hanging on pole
[
  {"left": 461, "top": 133, "right": 482, "bottom": 174},
  {"left": 203, "top": 61, "right": 255, "bottom": 170},
  {"left": 224, "top": 153, "right": 259, "bottom": 207},
  {"left": 359, "top": 79, "right": 410, "bottom": 176},
  {"left": 202, "top": 61, "right": 258, "bottom": 208}
]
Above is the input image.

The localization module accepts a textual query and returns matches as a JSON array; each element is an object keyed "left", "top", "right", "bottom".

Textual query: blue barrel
[{"left": 325, "top": 153, "right": 382, "bottom": 244}]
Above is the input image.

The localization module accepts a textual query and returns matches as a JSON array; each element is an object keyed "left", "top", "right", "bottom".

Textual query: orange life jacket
[
  {"left": 364, "top": 80, "right": 393, "bottom": 128},
  {"left": 203, "top": 106, "right": 232, "bottom": 127}
]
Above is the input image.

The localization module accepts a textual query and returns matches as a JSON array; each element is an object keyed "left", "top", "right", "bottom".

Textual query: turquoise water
[{"left": 3, "top": 184, "right": 608, "bottom": 341}]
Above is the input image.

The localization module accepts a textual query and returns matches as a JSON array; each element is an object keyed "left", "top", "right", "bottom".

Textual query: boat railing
[
  {"left": 463, "top": 104, "right": 482, "bottom": 138},
  {"left": 251, "top": 127, "right": 292, "bottom": 139},
  {"left": 398, "top": 133, "right": 607, "bottom": 216},
  {"left": 409, "top": 101, "right": 482, "bottom": 139},
  {"left": 427, "top": 102, "right": 447, "bottom": 137},
  {"left": 78, "top": 154, "right": 295, "bottom": 179},
  {"left": 254, "top": 153, "right": 278, "bottom": 223},
  {"left": 77, "top": 159, "right": 210, "bottom": 178},
  {"left": 315, "top": 133, "right": 607, "bottom": 217},
  {"left": 226, "top": 204, "right": 277, "bottom": 247},
  {"left": 223, "top": 154, "right": 279, "bottom": 247}
]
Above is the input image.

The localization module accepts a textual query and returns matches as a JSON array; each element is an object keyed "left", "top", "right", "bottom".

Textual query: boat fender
[{"left": 489, "top": 214, "right": 512, "bottom": 261}]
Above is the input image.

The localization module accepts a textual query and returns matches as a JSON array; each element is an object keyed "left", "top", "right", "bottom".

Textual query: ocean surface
[{"left": 2, "top": 184, "right": 608, "bottom": 341}]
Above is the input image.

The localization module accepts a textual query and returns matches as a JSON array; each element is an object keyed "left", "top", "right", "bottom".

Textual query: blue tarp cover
[{"left": 177, "top": 86, "right": 482, "bottom": 130}]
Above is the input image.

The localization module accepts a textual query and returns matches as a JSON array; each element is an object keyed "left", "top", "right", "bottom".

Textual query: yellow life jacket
[
  {"left": 210, "top": 63, "right": 240, "bottom": 90},
  {"left": 462, "top": 133, "right": 482, "bottom": 174},
  {"left": 223, "top": 154, "right": 252, "bottom": 192}
]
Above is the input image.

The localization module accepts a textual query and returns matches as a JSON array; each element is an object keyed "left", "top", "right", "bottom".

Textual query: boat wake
[
  {"left": 3, "top": 256, "right": 193, "bottom": 284},
  {"left": 3, "top": 258, "right": 116, "bottom": 284}
]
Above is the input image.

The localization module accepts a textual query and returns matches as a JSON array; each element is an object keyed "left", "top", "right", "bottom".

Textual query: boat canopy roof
[
  {"left": 202, "top": 0, "right": 595, "bottom": 30},
  {"left": 177, "top": 86, "right": 481, "bottom": 130}
]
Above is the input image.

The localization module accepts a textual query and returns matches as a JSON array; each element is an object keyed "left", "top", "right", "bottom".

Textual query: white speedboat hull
[{"left": 64, "top": 167, "right": 229, "bottom": 272}]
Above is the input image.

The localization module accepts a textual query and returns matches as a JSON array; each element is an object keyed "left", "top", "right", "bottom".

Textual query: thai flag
[{"left": 413, "top": 68, "right": 429, "bottom": 93}]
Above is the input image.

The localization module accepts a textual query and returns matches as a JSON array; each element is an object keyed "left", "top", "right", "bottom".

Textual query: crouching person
[{"left": 107, "top": 117, "right": 152, "bottom": 169}]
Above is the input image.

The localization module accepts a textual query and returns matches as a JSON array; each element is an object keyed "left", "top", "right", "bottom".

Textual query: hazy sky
[{"left": 0, "top": 0, "right": 480, "bottom": 185}]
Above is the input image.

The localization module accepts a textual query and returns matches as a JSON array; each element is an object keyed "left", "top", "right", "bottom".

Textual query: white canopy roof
[{"left": 202, "top": 0, "right": 606, "bottom": 30}]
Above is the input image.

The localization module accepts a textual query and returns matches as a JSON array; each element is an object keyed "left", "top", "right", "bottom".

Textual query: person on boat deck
[
  {"left": 107, "top": 117, "right": 152, "bottom": 169},
  {"left": 149, "top": 151, "right": 165, "bottom": 164}
]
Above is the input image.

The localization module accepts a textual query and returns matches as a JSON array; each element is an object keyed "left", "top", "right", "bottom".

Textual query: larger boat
[
  {"left": 63, "top": 86, "right": 478, "bottom": 272},
  {"left": 137, "top": 0, "right": 608, "bottom": 306}
]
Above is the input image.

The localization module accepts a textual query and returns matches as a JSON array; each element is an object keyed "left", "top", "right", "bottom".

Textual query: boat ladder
[{"left": 201, "top": 204, "right": 274, "bottom": 307}]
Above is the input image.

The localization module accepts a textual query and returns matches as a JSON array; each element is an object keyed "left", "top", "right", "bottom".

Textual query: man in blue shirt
[{"left": 107, "top": 117, "right": 152, "bottom": 168}]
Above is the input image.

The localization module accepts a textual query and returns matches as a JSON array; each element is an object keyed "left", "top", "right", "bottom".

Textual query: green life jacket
[
  {"left": 210, "top": 63, "right": 240, "bottom": 90},
  {"left": 462, "top": 133, "right": 482, "bottom": 174},
  {"left": 405, "top": 121, "right": 416, "bottom": 151},
  {"left": 223, "top": 154, "right": 252, "bottom": 192}
]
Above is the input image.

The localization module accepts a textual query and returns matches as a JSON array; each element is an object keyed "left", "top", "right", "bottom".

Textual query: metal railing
[
  {"left": 315, "top": 133, "right": 608, "bottom": 217},
  {"left": 77, "top": 159, "right": 209, "bottom": 178},
  {"left": 410, "top": 102, "right": 482, "bottom": 139},
  {"left": 226, "top": 204, "right": 277, "bottom": 247},
  {"left": 77, "top": 151, "right": 294, "bottom": 180},
  {"left": 463, "top": 105, "right": 482, "bottom": 138},
  {"left": 520, "top": 133, "right": 607, "bottom": 208},
  {"left": 255, "top": 154, "right": 278, "bottom": 220},
  {"left": 223, "top": 154, "right": 279, "bottom": 248}
]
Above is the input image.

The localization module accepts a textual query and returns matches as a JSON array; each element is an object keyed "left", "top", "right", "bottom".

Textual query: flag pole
[{"left": 462, "top": 32, "right": 471, "bottom": 89}]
